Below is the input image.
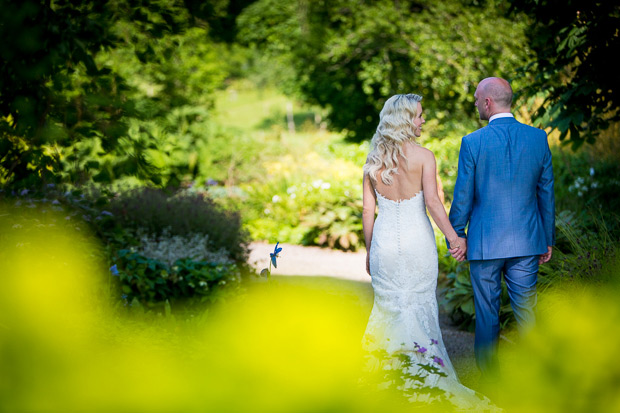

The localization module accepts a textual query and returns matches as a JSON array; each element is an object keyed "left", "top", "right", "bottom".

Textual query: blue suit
[{"left": 449, "top": 116, "right": 555, "bottom": 374}]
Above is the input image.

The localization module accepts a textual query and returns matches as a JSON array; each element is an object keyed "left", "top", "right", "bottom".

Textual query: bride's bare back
[{"left": 372, "top": 141, "right": 426, "bottom": 201}]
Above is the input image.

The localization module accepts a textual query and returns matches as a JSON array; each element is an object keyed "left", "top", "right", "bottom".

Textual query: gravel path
[{"left": 249, "top": 242, "right": 479, "bottom": 386}]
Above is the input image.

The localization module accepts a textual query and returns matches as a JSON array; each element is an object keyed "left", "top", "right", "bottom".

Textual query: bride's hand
[{"left": 449, "top": 237, "right": 467, "bottom": 262}]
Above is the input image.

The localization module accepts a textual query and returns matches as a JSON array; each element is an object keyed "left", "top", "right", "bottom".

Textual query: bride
[{"left": 361, "top": 94, "right": 496, "bottom": 410}]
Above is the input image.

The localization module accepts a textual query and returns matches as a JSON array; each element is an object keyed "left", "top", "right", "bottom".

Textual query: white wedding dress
[{"left": 362, "top": 189, "right": 499, "bottom": 411}]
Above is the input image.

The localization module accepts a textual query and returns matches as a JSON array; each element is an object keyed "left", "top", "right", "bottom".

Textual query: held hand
[
  {"left": 539, "top": 246, "right": 553, "bottom": 264},
  {"left": 366, "top": 253, "right": 371, "bottom": 276},
  {"left": 449, "top": 237, "right": 468, "bottom": 262}
]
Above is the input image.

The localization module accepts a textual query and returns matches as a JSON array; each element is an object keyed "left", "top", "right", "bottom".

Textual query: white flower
[
  {"left": 264, "top": 208, "right": 271, "bottom": 215},
  {"left": 272, "top": 195, "right": 281, "bottom": 203},
  {"left": 590, "top": 167, "right": 595, "bottom": 176},
  {"left": 321, "top": 182, "right": 331, "bottom": 190}
]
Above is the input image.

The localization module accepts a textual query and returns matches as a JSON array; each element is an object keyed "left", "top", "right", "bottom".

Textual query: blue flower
[
  {"left": 110, "top": 264, "right": 119, "bottom": 276},
  {"left": 270, "top": 242, "right": 283, "bottom": 268}
]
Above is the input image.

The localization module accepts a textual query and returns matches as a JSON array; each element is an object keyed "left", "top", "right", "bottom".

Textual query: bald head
[
  {"left": 474, "top": 77, "right": 513, "bottom": 121},
  {"left": 478, "top": 77, "right": 513, "bottom": 108}
]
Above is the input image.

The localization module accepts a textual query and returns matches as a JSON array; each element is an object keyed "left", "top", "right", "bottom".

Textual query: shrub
[
  {"left": 300, "top": 198, "right": 363, "bottom": 251},
  {"left": 113, "top": 250, "right": 241, "bottom": 305},
  {"left": 539, "top": 210, "right": 617, "bottom": 284},
  {"left": 136, "top": 230, "right": 233, "bottom": 267},
  {"left": 3, "top": 186, "right": 251, "bottom": 306},
  {"left": 104, "top": 187, "right": 249, "bottom": 263},
  {"left": 552, "top": 146, "right": 620, "bottom": 215}
]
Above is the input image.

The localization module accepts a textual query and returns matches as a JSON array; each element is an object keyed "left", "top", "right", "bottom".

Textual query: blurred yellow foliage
[
  {"left": 494, "top": 277, "right": 620, "bottom": 412},
  {"left": 2, "top": 205, "right": 620, "bottom": 412}
]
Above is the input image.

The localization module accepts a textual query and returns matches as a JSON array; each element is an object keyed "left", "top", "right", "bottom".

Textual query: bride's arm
[
  {"left": 362, "top": 173, "right": 377, "bottom": 274},
  {"left": 422, "top": 150, "right": 462, "bottom": 250}
]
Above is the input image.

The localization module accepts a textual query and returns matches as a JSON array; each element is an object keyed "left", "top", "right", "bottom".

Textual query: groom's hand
[
  {"left": 449, "top": 237, "right": 467, "bottom": 262},
  {"left": 539, "top": 246, "right": 553, "bottom": 264}
]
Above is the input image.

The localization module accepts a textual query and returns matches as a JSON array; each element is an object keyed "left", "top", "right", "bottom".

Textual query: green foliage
[
  {"left": 301, "top": 197, "right": 363, "bottom": 251},
  {"left": 0, "top": 0, "right": 195, "bottom": 188},
  {"left": 539, "top": 210, "right": 617, "bottom": 286},
  {"left": 0, "top": 0, "right": 253, "bottom": 190},
  {"left": 508, "top": 0, "right": 620, "bottom": 148},
  {"left": 237, "top": 0, "right": 532, "bottom": 140},
  {"left": 217, "top": 125, "right": 368, "bottom": 250},
  {"left": 0, "top": 186, "right": 250, "bottom": 307},
  {"left": 114, "top": 250, "right": 241, "bottom": 305},
  {"left": 103, "top": 187, "right": 249, "bottom": 263},
  {"left": 551, "top": 146, "right": 620, "bottom": 215}
]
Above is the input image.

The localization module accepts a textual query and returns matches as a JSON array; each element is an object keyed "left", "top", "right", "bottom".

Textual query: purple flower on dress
[
  {"left": 431, "top": 339, "right": 439, "bottom": 345},
  {"left": 417, "top": 347, "right": 427, "bottom": 354},
  {"left": 433, "top": 356, "right": 445, "bottom": 367}
]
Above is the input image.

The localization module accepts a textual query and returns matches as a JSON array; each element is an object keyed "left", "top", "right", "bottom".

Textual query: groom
[{"left": 448, "top": 77, "right": 555, "bottom": 376}]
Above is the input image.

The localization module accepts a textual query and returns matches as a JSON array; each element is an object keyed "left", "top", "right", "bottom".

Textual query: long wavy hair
[{"left": 363, "top": 93, "right": 423, "bottom": 185}]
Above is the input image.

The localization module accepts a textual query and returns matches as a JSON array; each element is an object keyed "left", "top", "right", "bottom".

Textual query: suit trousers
[{"left": 469, "top": 255, "right": 539, "bottom": 375}]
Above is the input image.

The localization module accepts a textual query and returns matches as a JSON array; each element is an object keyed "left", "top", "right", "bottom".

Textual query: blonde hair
[{"left": 363, "top": 93, "right": 422, "bottom": 185}]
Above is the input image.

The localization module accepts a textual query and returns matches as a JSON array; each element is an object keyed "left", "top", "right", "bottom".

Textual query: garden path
[{"left": 249, "top": 242, "right": 480, "bottom": 387}]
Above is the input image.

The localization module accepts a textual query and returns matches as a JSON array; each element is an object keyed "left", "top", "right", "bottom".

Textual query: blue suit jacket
[{"left": 449, "top": 117, "right": 555, "bottom": 260}]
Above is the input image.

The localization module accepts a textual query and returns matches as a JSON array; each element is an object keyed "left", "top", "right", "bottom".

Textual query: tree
[
  {"left": 237, "top": 0, "right": 532, "bottom": 140},
  {"left": 0, "top": 0, "right": 240, "bottom": 189},
  {"left": 508, "top": 0, "right": 620, "bottom": 149}
]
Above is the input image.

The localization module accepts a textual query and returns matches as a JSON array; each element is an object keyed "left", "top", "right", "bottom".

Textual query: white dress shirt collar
[{"left": 489, "top": 112, "right": 514, "bottom": 122}]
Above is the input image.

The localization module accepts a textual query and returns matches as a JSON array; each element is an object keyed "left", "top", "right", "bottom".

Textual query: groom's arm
[
  {"left": 537, "top": 136, "right": 555, "bottom": 247},
  {"left": 448, "top": 138, "right": 475, "bottom": 241}
]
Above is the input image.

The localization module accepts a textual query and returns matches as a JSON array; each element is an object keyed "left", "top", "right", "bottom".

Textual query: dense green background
[
  {"left": 2, "top": 0, "right": 618, "bottom": 189},
  {"left": 1, "top": 0, "right": 619, "bottom": 316}
]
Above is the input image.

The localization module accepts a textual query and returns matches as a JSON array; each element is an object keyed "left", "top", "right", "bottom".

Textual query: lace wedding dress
[{"left": 362, "top": 190, "right": 499, "bottom": 411}]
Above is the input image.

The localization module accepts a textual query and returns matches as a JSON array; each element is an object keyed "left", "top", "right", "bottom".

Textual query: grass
[{"left": 213, "top": 80, "right": 323, "bottom": 133}]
